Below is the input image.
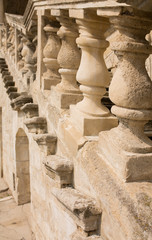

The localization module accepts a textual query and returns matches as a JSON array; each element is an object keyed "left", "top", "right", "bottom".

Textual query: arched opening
[{"left": 15, "top": 128, "right": 30, "bottom": 205}]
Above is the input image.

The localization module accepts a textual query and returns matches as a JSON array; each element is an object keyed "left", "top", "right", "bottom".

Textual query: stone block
[
  {"left": 50, "top": 87, "right": 83, "bottom": 109},
  {"left": 44, "top": 155, "right": 73, "bottom": 187},
  {"left": 52, "top": 187, "right": 101, "bottom": 232},
  {"left": 98, "top": 130, "right": 152, "bottom": 182},
  {"left": 70, "top": 105, "right": 118, "bottom": 136},
  {"left": 33, "top": 133, "right": 57, "bottom": 155},
  {"left": 24, "top": 117, "right": 47, "bottom": 134},
  {"left": 21, "top": 103, "right": 39, "bottom": 118}
]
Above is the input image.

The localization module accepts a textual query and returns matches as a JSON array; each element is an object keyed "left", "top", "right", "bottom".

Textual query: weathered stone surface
[
  {"left": 0, "top": 2, "right": 152, "bottom": 240},
  {"left": 24, "top": 117, "right": 47, "bottom": 134},
  {"left": 8, "top": 92, "right": 20, "bottom": 100},
  {"left": 11, "top": 93, "right": 33, "bottom": 111},
  {"left": 21, "top": 103, "right": 39, "bottom": 118},
  {"left": 52, "top": 187, "right": 101, "bottom": 232},
  {"left": 33, "top": 133, "right": 57, "bottom": 155},
  {"left": 4, "top": 80, "right": 15, "bottom": 88},
  {"left": 6, "top": 86, "right": 17, "bottom": 94},
  {"left": 44, "top": 155, "right": 73, "bottom": 187}
]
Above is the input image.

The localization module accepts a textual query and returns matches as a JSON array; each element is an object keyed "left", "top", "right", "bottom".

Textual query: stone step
[
  {"left": 44, "top": 155, "right": 73, "bottom": 187},
  {"left": 6, "top": 86, "right": 17, "bottom": 94},
  {"left": 8, "top": 92, "right": 20, "bottom": 100},
  {"left": 21, "top": 103, "right": 39, "bottom": 118},
  {"left": 11, "top": 93, "right": 33, "bottom": 111},
  {"left": 52, "top": 188, "right": 101, "bottom": 232},
  {"left": 24, "top": 117, "right": 47, "bottom": 134},
  {"left": 33, "top": 133, "right": 57, "bottom": 155},
  {"left": 3, "top": 75, "right": 13, "bottom": 83},
  {"left": 4, "top": 80, "right": 15, "bottom": 88}
]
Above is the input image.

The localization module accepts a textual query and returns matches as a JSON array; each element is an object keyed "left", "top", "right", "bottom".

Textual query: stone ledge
[
  {"left": 21, "top": 103, "right": 39, "bottom": 118},
  {"left": 4, "top": 80, "right": 15, "bottom": 88},
  {"left": 11, "top": 94, "right": 33, "bottom": 111},
  {"left": 44, "top": 155, "right": 73, "bottom": 187},
  {"left": 33, "top": 133, "right": 57, "bottom": 155},
  {"left": 24, "top": 117, "right": 47, "bottom": 134},
  {"left": 6, "top": 86, "right": 17, "bottom": 94},
  {"left": 52, "top": 187, "right": 101, "bottom": 232}
]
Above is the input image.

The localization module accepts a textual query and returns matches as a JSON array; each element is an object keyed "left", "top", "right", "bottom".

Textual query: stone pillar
[
  {"left": 69, "top": 9, "right": 117, "bottom": 136},
  {"left": 98, "top": 7, "right": 152, "bottom": 182},
  {"left": 50, "top": 9, "right": 82, "bottom": 109},
  {"left": 42, "top": 20, "right": 61, "bottom": 90}
]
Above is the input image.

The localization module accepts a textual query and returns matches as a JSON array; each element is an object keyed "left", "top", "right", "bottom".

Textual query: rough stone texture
[{"left": 0, "top": 2, "right": 152, "bottom": 240}]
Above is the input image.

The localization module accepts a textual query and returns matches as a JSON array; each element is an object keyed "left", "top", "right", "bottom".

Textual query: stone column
[
  {"left": 42, "top": 20, "right": 61, "bottom": 90},
  {"left": 69, "top": 9, "right": 117, "bottom": 136},
  {"left": 50, "top": 9, "right": 82, "bottom": 109},
  {"left": 98, "top": 7, "right": 152, "bottom": 182}
]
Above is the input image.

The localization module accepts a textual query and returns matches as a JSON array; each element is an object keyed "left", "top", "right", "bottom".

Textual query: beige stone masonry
[
  {"left": 11, "top": 93, "right": 33, "bottom": 111},
  {"left": 52, "top": 187, "right": 101, "bottom": 232},
  {"left": 21, "top": 103, "right": 39, "bottom": 118},
  {"left": 24, "top": 116, "right": 47, "bottom": 134},
  {"left": 33, "top": 133, "right": 57, "bottom": 155},
  {"left": 44, "top": 155, "right": 73, "bottom": 187}
]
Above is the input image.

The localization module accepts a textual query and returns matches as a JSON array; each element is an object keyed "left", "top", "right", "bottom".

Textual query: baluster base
[
  {"left": 98, "top": 126, "right": 152, "bottom": 182},
  {"left": 70, "top": 105, "right": 118, "bottom": 136}
]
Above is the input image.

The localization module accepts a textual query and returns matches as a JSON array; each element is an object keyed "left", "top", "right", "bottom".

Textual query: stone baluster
[
  {"left": 97, "top": 7, "right": 152, "bottom": 182},
  {"left": 50, "top": 9, "right": 82, "bottom": 109},
  {"left": 42, "top": 20, "right": 61, "bottom": 90},
  {"left": 69, "top": 9, "right": 117, "bottom": 136},
  {"left": 21, "top": 36, "right": 36, "bottom": 83},
  {"left": 17, "top": 34, "right": 24, "bottom": 70}
]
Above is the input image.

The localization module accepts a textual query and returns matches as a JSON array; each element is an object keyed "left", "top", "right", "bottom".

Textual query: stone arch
[{"left": 15, "top": 128, "right": 30, "bottom": 205}]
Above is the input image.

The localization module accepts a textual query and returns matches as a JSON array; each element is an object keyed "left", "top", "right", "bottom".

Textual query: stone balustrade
[
  {"left": 0, "top": 1, "right": 151, "bottom": 181},
  {"left": 0, "top": 1, "right": 152, "bottom": 239}
]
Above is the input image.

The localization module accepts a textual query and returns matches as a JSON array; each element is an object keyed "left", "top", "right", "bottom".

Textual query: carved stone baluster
[
  {"left": 69, "top": 9, "right": 117, "bottom": 136},
  {"left": 21, "top": 36, "right": 36, "bottom": 83},
  {"left": 97, "top": 7, "right": 152, "bottom": 182},
  {"left": 42, "top": 20, "right": 61, "bottom": 90},
  {"left": 17, "top": 34, "right": 24, "bottom": 70},
  {"left": 50, "top": 10, "right": 82, "bottom": 109}
]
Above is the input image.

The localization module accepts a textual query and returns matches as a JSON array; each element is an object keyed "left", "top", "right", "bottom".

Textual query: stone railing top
[
  {"left": 4, "top": 0, "right": 152, "bottom": 33},
  {"left": 5, "top": 13, "right": 25, "bottom": 33}
]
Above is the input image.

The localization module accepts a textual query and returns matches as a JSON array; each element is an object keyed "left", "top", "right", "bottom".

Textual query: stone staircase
[{"left": 0, "top": 57, "right": 103, "bottom": 239}]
